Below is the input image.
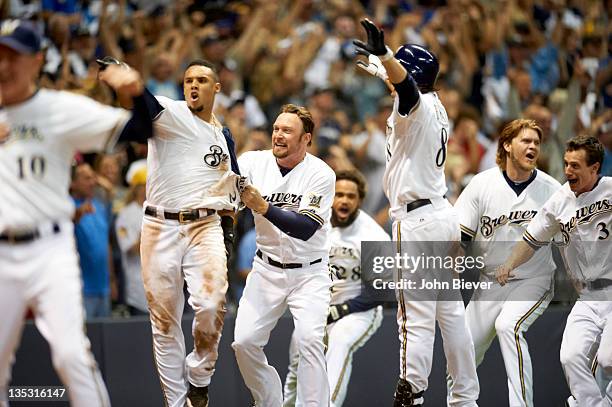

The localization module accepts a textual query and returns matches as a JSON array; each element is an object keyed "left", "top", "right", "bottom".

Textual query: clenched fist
[
  {"left": 240, "top": 185, "right": 269, "bottom": 215},
  {"left": 99, "top": 64, "right": 144, "bottom": 98}
]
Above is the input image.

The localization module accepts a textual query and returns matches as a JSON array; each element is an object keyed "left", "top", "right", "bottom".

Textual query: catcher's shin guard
[{"left": 393, "top": 379, "right": 424, "bottom": 406}]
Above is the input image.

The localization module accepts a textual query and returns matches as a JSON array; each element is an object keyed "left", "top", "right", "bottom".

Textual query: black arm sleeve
[
  {"left": 263, "top": 205, "right": 319, "bottom": 241},
  {"left": 345, "top": 294, "right": 384, "bottom": 313},
  {"left": 223, "top": 127, "right": 241, "bottom": 175},
  {"left": 393, "top": 74, "right": 420, "bottom": 116},
  {"left": 117, "top": 88, "right": 164, "bottom": 144}
]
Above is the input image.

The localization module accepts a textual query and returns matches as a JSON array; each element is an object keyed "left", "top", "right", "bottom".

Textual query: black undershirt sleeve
[
  {"left": 392, "top": 74, "right": 420, "bottom": 116},
  {"left": 345, "top": 294, "right": 383, "bottom": 313},
  {"left": 117, "top": 88, "right": 164, "bottom": 144},
  {"left": 263, "top": 205, "right": 319, "bottom": 241}
]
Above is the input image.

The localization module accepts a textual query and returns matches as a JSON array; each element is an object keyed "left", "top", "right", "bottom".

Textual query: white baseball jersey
[
  {"left": 383, "top": 92, "right": 449, "bottom": 220},
  {"left": 237, "top": 150, "right": 335, "bottom": 263},
  {"left": 0, "top": 89, "right": 129, "bottom": 231},
  {"left": 524, "top": 176, "right": 612, "bottom": 282},
  {"left": 115, "top": 201, "right": 147, "bottom": 313},
  {"left": 455, "top": 168, "right": 562, "bottom": 279},
  {"left": 330, "top": 210, "right": 390, "bottom": 304},
  {"left": 146, "top": 96, "right": 239, "bottom": 211}
]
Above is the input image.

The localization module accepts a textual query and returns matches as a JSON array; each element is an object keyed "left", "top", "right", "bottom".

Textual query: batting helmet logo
[{"left": 394, "top": 44, "right": 439, "bottom": 93}]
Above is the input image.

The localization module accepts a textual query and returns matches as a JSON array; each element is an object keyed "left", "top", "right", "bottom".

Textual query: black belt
[
  {"left": 0, "top": 223, "right": 61, "bottom": 244},
  {"left": 256, "top": 250, "right": 322, "bottom": 269},
  {"left": 145, "top": 206, "right": 215, "bottom": 223},
  {"left": 585, "top": 278, "right": 612, "bottom": 291},
  {"left": 406, "top": 199, "right": 432, "bottom": 213}
]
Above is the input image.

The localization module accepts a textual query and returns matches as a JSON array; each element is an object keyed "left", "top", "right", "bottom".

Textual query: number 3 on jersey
[
  {"left": 597, "top": 222, "right": 609, "bottom": 240},
  {"left": 17, "top": 155, "right": 46, "bottom": 180}
]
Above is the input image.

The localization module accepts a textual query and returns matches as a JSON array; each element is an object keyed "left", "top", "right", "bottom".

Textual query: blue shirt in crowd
[{"left": 73, "top": 197, "right": 111, "bottom": 296}]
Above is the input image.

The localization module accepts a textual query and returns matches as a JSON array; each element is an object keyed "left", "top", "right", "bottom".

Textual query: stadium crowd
[{"left": 3, "top": 0, "right": 609, "bottom": 318}]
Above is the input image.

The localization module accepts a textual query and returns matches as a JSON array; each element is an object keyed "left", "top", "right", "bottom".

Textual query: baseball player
[
  {"left": 452, "top": 119, "right": 562, "bottom": 407},
  {"left": 110, "top": 58, "right": 242, "bottom": 407},
  {"left": 353, "top": 19, "right": 479, "bottom": 406},
  {"left": 282, "top": 169, "right": 390, "bottom": 407},
  {"left": 233, "top": 104, "right": 335, "bottom": 407},
  {"left": 497, "top": 136, "right": 611, "bottom": 407},
  {"left": 0, "top": 20, "right": 152, "bottom": 407}
]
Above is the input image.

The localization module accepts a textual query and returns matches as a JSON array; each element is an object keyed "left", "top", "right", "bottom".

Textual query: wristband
[{"left": 379, "top": 46, "right": 394, "bottom": 62}]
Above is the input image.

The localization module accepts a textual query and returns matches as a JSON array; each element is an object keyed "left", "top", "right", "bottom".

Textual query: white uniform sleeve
[
  {"left": 524, "top": 196, "right": 561, "bottom": 247},
  {"left": 115, "top": 209, "right": 140, "bottom": 253},
  {"left": 237, "top": 151, "right": 255, "bottom": 183},
  {"left": 454, "top": 176, "right": 481, "bottom": 239},
  {"left": 59, "top": 92, "right": 130, "bottom": 152},
  {"left": 298, "top": 168, "right": 336, "bottom": 227}
]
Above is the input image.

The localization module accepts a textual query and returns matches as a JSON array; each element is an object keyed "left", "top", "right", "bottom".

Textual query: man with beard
[
  {"left": 498, "top": 136, "right": 612, "bottom": 407},
  {"left": 110, "top": 58, "right": 241, "bottom": 407},
  {"left": 283, "top": 169, "right": 390, "bottom": 407},
  {"left": 452, "top": 119, "right": 562, "bottom": 407},
  {"left": 233, "top": 104, "right": 335, "bottom": 407}
]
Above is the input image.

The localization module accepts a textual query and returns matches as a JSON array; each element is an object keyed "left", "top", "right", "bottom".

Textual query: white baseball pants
[
  {"left": 140, "top": 214, "right": 228, "bottom": 407},
  {"left": 462, "top": 277, "right": 552, "bottom": 407},
  {"left": 283, "top": 306, "right": 383, "bottom": 407},
  {"left": 560, "top": 294, "right": 612, "bottom": 407},
  {"left": 233, "top": 257, "right": 331, "bottom": 407},
  {"left": 393, "top": 201, "right": 479, "bottom": 407},
  {"left": 0, "top": 221, "right": 110, "bottom": 407}
]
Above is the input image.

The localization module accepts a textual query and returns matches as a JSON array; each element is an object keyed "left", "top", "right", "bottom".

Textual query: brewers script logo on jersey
[
  {"left": 0, "top": 125, "right": 43, "bottom": 146},
  {"left": 559, "top": 199, "right": 612, "bottom": 245},
  {"left": 203, "top": 145, "right": 228, "bottom": 169},
  {"left": 479, "top": 210, "right": 538, "bottom": 238},
  {"left": 262, "top": 192, "right": 302, "bottom": 210}
]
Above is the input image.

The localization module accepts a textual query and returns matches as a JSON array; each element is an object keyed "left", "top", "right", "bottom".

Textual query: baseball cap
[
  {"left": 125, "top": 159, "right": 147, "bottom": 186},
  {"left": 0, "top": 20, "right": 41, "bottom": 54}
]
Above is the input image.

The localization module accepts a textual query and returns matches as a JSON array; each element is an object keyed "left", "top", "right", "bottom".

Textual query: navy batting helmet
[{"left": 394, "top": 44, "right": 439, "bottom": 92}]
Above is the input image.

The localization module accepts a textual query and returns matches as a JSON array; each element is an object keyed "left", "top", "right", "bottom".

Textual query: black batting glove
[
  {"left": 353, "top": 18, "right": 387, "bottom": 57},
  {"left": 220, "top": 215, "right": 235, "bottom": 260},
  {"left": 327, "top": 303, "right": 350, "bottom": 324}
]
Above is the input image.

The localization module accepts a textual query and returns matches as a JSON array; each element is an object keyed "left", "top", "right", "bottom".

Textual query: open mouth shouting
[
  {"left": 567, "top": 177, "right": 578, "bottom": 186},
  {"left": 336, "top": 205, "right": 351, "bottom": 220},
  {"left": 189, "top": 90, "right": 199, "bottom": 103}
]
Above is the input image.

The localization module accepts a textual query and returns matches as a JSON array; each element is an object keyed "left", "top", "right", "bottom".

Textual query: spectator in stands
[
  {"left": 115, "top": 161, "right": 148, "bottom": 315},
  {"left": 70, "top": 163, "right": 115, "bottom": 319},
  {"left": 146, "top": 52, "right": 180, "bottom": 99}
]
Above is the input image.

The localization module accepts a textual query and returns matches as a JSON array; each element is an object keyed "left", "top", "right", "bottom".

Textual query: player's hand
[
  {"left": 356, "top": 52, "right": 389, "bottom": 81},
  {"left": 240, "top": 185, "right": 269, "bottom": 215},
  {"left": 99, "top": 63, "right": 144, "bottom": 97},
  {"left": 495, "top": 264, "right": 515, "bottom": 286},
  {"left": 327, "top": 303, "right": 350, "bottom": 324},
  {"left": 353, "top": 18, "right": 388, "bottom": 57}
]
